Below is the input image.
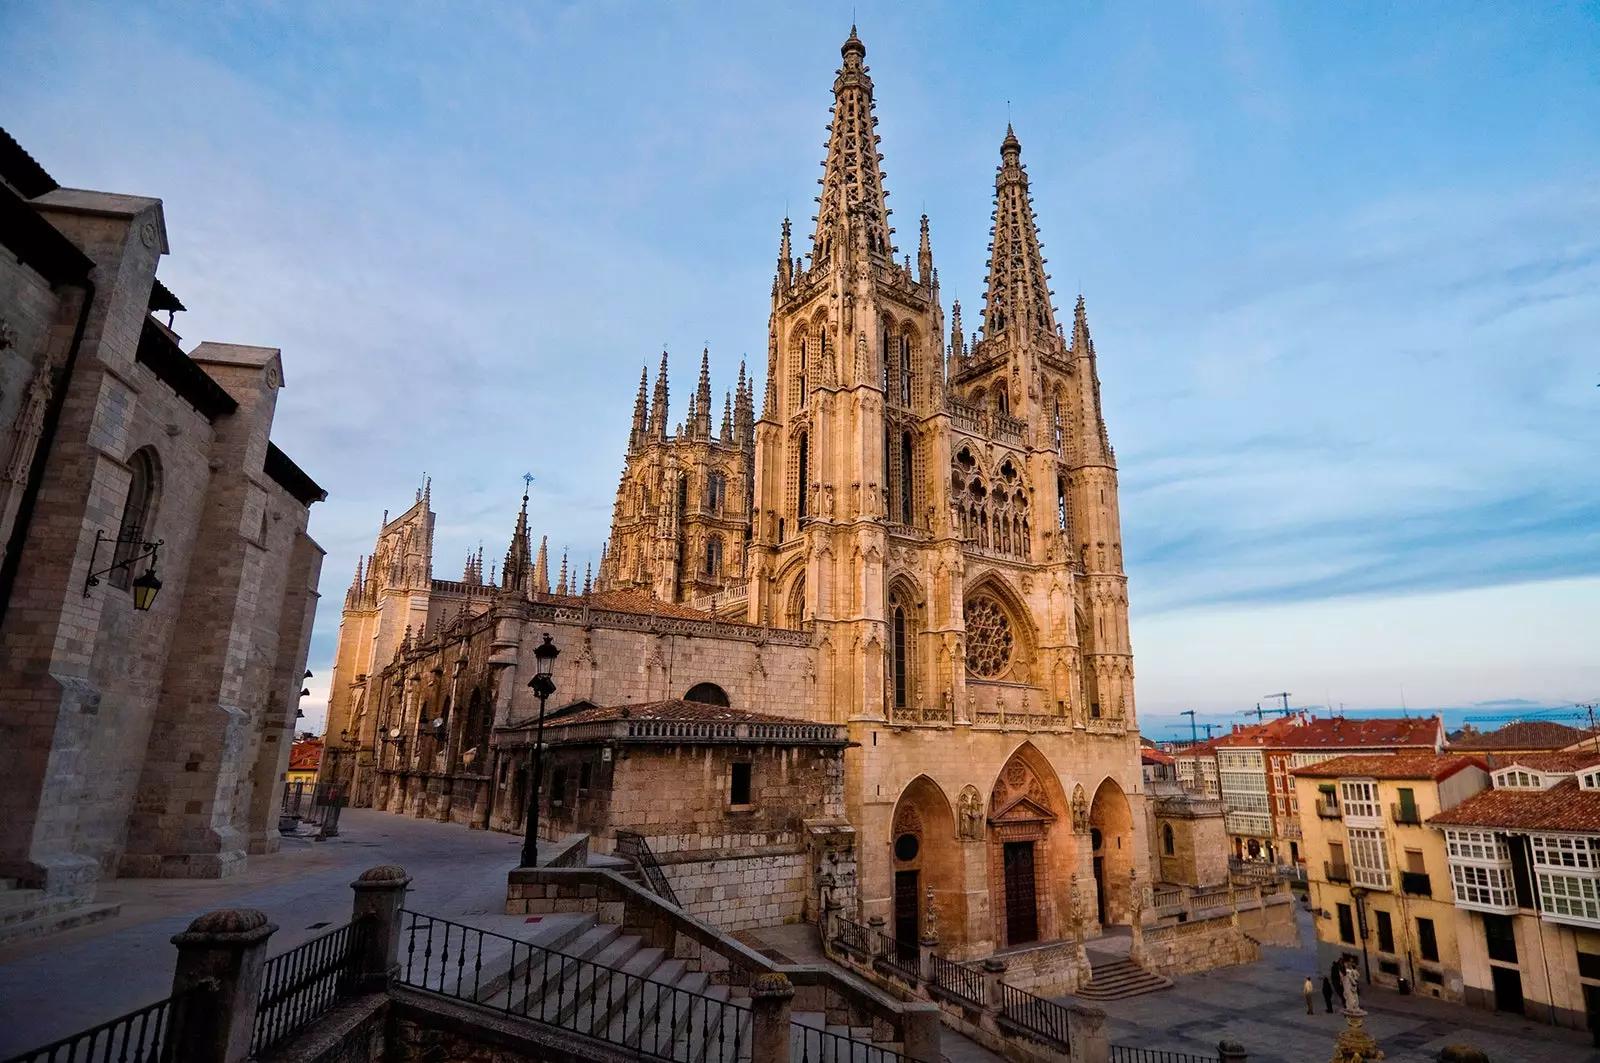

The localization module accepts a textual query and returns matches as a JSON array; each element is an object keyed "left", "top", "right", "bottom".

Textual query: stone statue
[
  {"left": 922, "top": 885, "right": 938, "bottom": 943},
  {"left": 958, "top": 786, "right": 984, "bottom": 841},
  {"left": 1340, "top": 961, "right": 1361, "bottom": 1013}
]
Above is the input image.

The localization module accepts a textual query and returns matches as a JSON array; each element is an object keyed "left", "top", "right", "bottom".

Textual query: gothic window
[
  {"left": 891, "top": 601, "right": 908, "bottom": 708},
  {"left": 707, "top": 471, "right": 726, "bottom": 513},
  {"left": 899, "top": 433, "right": 914, "bottom": 525},
  {"left": 898, "top": 334, "right": 912, "bottom": 407},
  {"left": 964, "top": 595, "right": 1014, "bottom": 678},
  {"left": 111, "top": 447, "right": 159, "bottom": 590},
  {"left": 704, "top": 535, "right": 723, "bottom": 577},
  {"left": 1053, "top": 393, "right": 1063, "bottom": 451},
  {"left": 787, "top": 572, "right": 806, "bottom": 627},
  {"left": 1163, "top": 823, "right": 1175, "bottom": 856},
  {"left": 796, "top": 432, "right": 809, "bottom": 520},
  {"left": 881, "top": 326, "right": 892, "bottom": 394},
  {"left": 1057, "top": 475, "right": 1068, "bottom": 531},
  {"left": 996, "top": 388, "right": 1010, "bottom": 417}
]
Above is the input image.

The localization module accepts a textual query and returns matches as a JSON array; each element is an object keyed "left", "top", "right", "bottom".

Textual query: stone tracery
[{"left": 963, "top": 595, "right": 1014, "bottom": 678}]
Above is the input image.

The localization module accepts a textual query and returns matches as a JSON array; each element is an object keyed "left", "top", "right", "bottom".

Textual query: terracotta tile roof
[
  {"left": 1429, "top": 777, "right": 1600, "bottom": 832},
  {"left": 1490, "top": 750, "right": 1600, "bottom": 774},
  {"left": 1270, "top": 716, "right": 1441, "bottom": 751},
  {"left": 1290, "top": 753, "right": 1484, "bottom": 781},
  {"left": 1214, "top": 716, "right": 1307, "bottom": 748},
  {"left": 288, "top": 738, "right": 323, "bottom": 773},
  {"left": 1142, "top": 748, "right": 1176, "bottom": 766},
  {"left": 1448, "top": 721, "right": 1597, "bottom": 752},
  {"left": 542, "top": 699, "right": 812, "bottom": 728}
]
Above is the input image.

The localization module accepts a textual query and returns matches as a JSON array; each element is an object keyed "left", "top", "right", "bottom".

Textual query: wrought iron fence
[
  {"left": 996, "top": 982, "right": 1072, "bottom": 1051},
  {"left": 251, "top": 917, "right": 370, "bottom": 1055},
  {"left": 615, "top": 829, "right": 681, "bottom": 907},
  {"left": 927, "top": 953, "right": 983, "bottom": 1006},
  {"left": 833, "top": 916, "right": 872, "bottom": 960},
  {"left": 793, "top": 1022, "right": 910, "bottom": 1063},
  {"left": 1109, "top": 1045, "right": 1221, "bottom": 1063},
  {"left": 872, "top": 930, "right": 920, "bottom": 984},
  {"left": 401, "top": 909, "right": 757, "bottom": 1062},
  {"left": 0, "top": 989, "right": 185, "bottom": 1063}
]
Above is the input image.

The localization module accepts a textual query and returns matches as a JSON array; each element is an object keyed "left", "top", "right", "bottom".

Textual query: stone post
[
  {"left": 167, "top": 909, "right": 277, "bottom": 1063},
  {"left": 868, "top": 914, "right": 886, "bottom": 960},
  {"left": 982, "top": 956, "right": 1007, "bottom": 1012},
  {"left": 1218, "top": 1038, "right": 1247, "bottom": 1063},
  {"left": 1067, "top": 1002, "right": 1109, "bottom": 1063},
  {"left": 918, "top": 884, "right": 938, "bottom": 980},
  {"left": 750, "top": 972, "right": 795, "bottom": 1063},
  {"left": 901, "top": 1002, "right": 942, "bottom": 1063},
  {"left": 1128, "top": 869, "right": 1146, "bottom": 966},
  {"left": 351, "top": 864, "right": 412, "bottom": 990}
]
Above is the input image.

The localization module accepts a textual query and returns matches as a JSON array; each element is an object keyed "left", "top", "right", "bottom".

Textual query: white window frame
[
  {"left": 1450, "top": 862, "right": 1518, "bottom": 912},
  {"left": 1530, "top": 834, "right": 1600, "bottom": 872},
  {"left": 1581, "top": 770, "right": 1600, "bottom": 791},
  {"left": 1348, "top": 827, "right": 1391, "bottom": 890},
  {"left": 1341, "top": 780, "right": 1381, "bottom": 824},
  {"left": 1538, "top": 871, "right": 1600, "bottom": 926}
]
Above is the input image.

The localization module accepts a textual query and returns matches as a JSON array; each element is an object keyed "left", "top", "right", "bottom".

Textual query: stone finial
[
  {"left": 173, "top": 908, "right": 277, "bottom": 945},
  {"left": 351, "top": 864, "right": 412, "bottom": 891},
  {"left": 752, "top": 972, "right": 795, "bottom": 999}
]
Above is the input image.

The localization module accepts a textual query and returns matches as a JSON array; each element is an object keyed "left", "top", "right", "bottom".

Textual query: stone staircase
[
  {"left": 0, "top": 881, "right": 120, "bottom": 948},
  {"left": 1075, "top": 956, "right": 1173, "bottom": 1001},
  {"left": 411, "top": 911, "right": 903, "bottom": 1062}
]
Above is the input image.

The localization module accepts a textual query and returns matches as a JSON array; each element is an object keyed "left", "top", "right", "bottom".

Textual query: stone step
[
  {"left": 0, "top": 902, "right": 121, "bottom": 947},
  {"left": 0, "top": 890, "right": 83, "bottom": 930},
  {"left": 1076, "top": 958, "right": 1172, "bottom": 1001}
]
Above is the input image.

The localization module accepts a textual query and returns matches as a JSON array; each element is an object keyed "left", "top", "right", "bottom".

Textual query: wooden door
[
  {"left": 1003, "top": 842, "right": 1039, "bottom": 945},
  {"left": 894, "top": 870, "right": 920, "bottom": 949}
]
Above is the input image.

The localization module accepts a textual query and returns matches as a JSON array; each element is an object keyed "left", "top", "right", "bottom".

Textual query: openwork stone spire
[
  {"left": 648, "top": 350, "right": 669, "bottom": 438},
  {"left": 980, "top": 125, "right": 1056, "bottom": 342},
  {"left": 812, "top": 27, "right": 894, "bottom": 264},
  {"left": 502, "top": 490, "right": 533, "bottom": 594},
  {"left": 629, "top": 363, "right": 649, "bottom": 451}
]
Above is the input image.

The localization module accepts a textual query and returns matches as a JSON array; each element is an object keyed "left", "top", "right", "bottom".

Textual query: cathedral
[{"left": 324, "top": 29, "right": 1153, "bottom": 959}]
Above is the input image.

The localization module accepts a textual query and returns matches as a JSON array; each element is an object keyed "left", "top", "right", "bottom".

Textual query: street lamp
[{"left": 520, "top": 634, "right": 560, "bottom": 868}]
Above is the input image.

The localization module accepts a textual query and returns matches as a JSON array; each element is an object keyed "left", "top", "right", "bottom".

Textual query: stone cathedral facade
[{"left": 326, "top": 30, "right": 1151, "bottom": 959}]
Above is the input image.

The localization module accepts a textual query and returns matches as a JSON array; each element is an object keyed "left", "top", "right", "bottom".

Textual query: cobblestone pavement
[
  {"left": 1073, "top": 906, "right": 1600, "bottom": 1063},
  {"left": 0, "top": 810, "right": 543, "bottom": 1056}
]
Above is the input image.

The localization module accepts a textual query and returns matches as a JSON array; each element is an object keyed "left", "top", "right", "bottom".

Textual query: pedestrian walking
[
  {"left": 1322, "top": 974, "right": 1335, "bottom": 1012},
  {"left": 1304, "top": 976, "right": 1315, "bottom": 1015}
]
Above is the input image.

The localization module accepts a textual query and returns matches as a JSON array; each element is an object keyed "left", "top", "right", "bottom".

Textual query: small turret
[
  {"left": 629, "top": 363, "right": 649, "bottom": 451},
  {"left": 648, "top": 351, "right": 669, "bottom": 438},
  {"left": 501, "top": 490, "right": 533, "bottom": 595},
  {"left": 917, "top": 214, "right": 933, "bottom": 285},
  {"left": 695, "top": 347, "right": 713, "bottom": 438},
  {"left": 948, "top": 299, "right": 965, "bottom": 376},
  {"left": 557, "top": 549, "right": 569, "bottom": 596},
  {"left": 776, "top": 216, "right": 793, "bottom": 291},
  {"left": 533, "top": 535, "right": 550, "bottom": 594}
]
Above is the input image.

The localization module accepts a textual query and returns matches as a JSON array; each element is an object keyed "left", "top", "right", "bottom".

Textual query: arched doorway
[
  {"left": 889, "top": 776, "right": 962, "bottom": 950},
  {"left": 1089, "top": 778, "right": 1134, "bottom": 926},
  {"left": 987, "top": 744, "right": 1075, "bottom": 947}
]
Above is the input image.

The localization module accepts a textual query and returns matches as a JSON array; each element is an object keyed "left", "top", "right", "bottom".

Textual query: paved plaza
[{"left": 1078, "top": 905, "right": 1600, "bottom": 1063}]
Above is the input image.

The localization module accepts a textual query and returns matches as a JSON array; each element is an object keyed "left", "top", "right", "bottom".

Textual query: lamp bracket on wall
[{"left": 84, "top": 529, "right": 165, "bottom": 607}]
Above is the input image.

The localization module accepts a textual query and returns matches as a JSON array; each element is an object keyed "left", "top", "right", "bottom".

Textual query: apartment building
[
  {"left": 1216, "top": 717, "right": 1305, "bottom": 863},
  {"left": 1429, "top": 749, "right": 1600, "bottom": 1031},
  {"left": 1293, "top": 753, "right": 1490, "bottom": 1001}
]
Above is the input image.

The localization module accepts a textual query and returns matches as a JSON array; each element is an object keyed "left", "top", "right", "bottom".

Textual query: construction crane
[
  {"left": 1180, "top": 709, "right": 1199, "bottom": 744},
  {"left": 1238, "top": 697, "right": 1297, "bottom": 723},
  {"left": 1264, "top": 692, "right": 1292, "bottom": 714}
]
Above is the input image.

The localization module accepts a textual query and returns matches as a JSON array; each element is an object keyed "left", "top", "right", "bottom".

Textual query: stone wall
[
  {"left": 1142, "top": 915, "right": 1261, "bottom": 978},
  {"left": 986, "top": 939, "right": 1089, "bottom": 997},
  {"left": 661, "top": 850, "right": 810, "bottom": 932}
]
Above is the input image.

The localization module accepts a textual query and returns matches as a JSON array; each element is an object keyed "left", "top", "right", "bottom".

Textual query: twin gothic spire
[
  {"left": 811, "top": 27, "right": 894, "bottom": 264},
  {"left": 980, "top": 125, "right": 1057, "bottom": 344}
]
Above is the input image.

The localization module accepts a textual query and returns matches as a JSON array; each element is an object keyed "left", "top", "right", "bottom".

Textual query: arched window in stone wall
[
  {"left": 707, "top": 471, "right": 727, "bottom": 513},
  {"left": 964, "top": 594, "right": 1015, "bottom": 679},
  {"left": 796, "top": 432, "right": 809, "bottom": 520},
  {"left": 1162, "top": 822, "right": 1176, "bottom": 856},
  {"left": 704, "top": 535, "right": 723, "bottom": 577},
  {"left": 792, "top": 327, "right": 809, "bottom": 413},
  {"left": 786, "top": 572, "right": 807, "bottom": 628},
  {"left": 683, "top": 682, "right": 729, "bottom": 707},
  {"left": 111, "top": 447, "right": 159, "bottom": 589},
  {"left": 899, "top": 432, "right": 914, "bottom": 525}
]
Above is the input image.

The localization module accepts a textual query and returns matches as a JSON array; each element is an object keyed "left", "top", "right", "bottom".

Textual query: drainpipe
[{"left": 0, "top": 277, "right": 96, "bottom": 629}]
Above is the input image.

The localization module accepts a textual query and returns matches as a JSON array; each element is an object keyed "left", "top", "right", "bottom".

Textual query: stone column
[
  {"left": 350, "top": 864, "right": 412, "bottom": 990},
  {"left": 1067, "top": 1002, "right": 1108, "bottom": 1063},
  {"left": 982, "top": 956, "right": 1007, "bottom": 1012},
  {"left": 167, "top": 908, "right": 277, "bottom": 1063},
  {"left": 901, "top": 1002, "right": 942, "bottom": 1063},
  {"left": 750, "top": 972, "right": 795, "bottom": 1063}
]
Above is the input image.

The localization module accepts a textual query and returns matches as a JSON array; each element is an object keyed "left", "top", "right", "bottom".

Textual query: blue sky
[{"left": 5, "top": 2, "right": 1597, "bottom": 736}]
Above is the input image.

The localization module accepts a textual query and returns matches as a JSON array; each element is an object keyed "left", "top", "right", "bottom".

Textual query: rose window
[{"left": 964, "top": 596, "right": 1014, "bottom": 678}]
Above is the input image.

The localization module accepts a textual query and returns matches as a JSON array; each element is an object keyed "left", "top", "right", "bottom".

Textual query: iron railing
[
  {"left": 401, "top": 909, "right": 758, "bottom": 1062},
  {"left": 872, "top": 931, "right": 920, "bottom": 985},
  {"left": 997, "top": 982, "right": 1072, "bottom": 1051},
  {"left": 833, "top": 917, "right": 872, "bottom": 961},
  {"left": 1401, "top": 871, "right": 1432, "bottom": 897},
  {"left": 1391, "top": 803, "right": 1422, "bottom": 825},
  {"left": 927, "top": 954, "right": 984, "bottom": 1006},
  {"left": 251, "top": 917, "right": 370, "bottom": 1055},
  {"left": 1315, "top": 799, "right": 1341, "bottom": 819},
  {"left": 793, "top": 1022, "right": 909, "bottom": 1063},
  {"left": 1109, "top": 1046, "right": 1221, "bottom": 1063},
  {"left": 1325, "top": 860, "right": 1351, "bottom": 884},
  {"left": 0, "top": 989, "right": 187, "bottom": 1063},
  {"left": 615, "top": 830, "right": 681, "bottom": 907}
]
